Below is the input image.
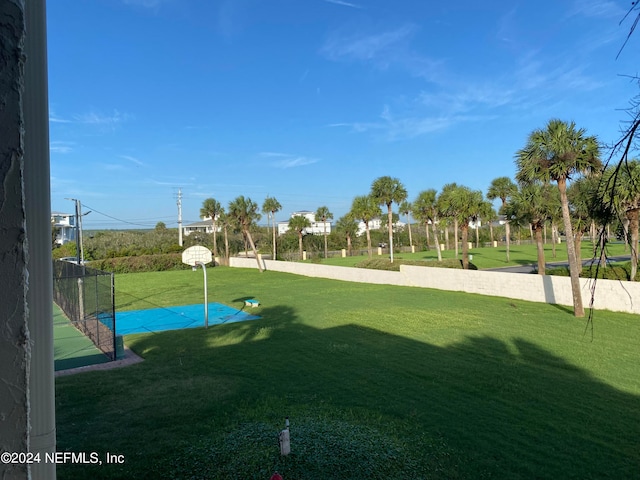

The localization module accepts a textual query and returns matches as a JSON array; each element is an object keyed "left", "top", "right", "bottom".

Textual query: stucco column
[
  {"left": 0, "top": 1, "right": 56, "bottom": 479},
  {"left": 24, "top": 0, "right": 57, "bottom": 478},
  {"left": 0, "top": 2, "right": 31, "bottom": 479}
]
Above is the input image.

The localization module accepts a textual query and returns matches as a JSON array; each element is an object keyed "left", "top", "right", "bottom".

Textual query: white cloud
[
  {"left": 50, "top": 141, "right": 75, "bottom": 154},
  {"left": 119, "top": 155, "right": 146, "bottom": 167},
  {"left": 322, "top": 0, "right": 362, "bottom": 9},
  {"left": 49, "top": 112, "right": 70, "bottom": 123},
  {"left": 260, "top": 152, "right": 319, "bottom": 168},
  {"left": 75, "top": 110, "right": 129, "bottom": 127},
  {"left": 569, "top": 0, "right": 626, "bottom": 19},
  {"left": 321, "top": 24, "right": 417, "bottom": 63}
]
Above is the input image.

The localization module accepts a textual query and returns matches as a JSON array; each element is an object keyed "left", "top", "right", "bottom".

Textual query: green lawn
[
  {"left": 319, "top": 241, "right": 629, "bottom": 270},
  {"left": 55, "top": 267, "right": 640, "bottom": 479}
]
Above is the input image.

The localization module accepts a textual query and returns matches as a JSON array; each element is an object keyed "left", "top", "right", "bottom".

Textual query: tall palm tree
[
  {"left": 398, "top": 200, "right": 414, "bottom": 250},
  {"left": 412, "top": 189, "right": 442, "bottom": 261},
  {"left": 288, "top": 215, "right": 311, "bottom": 260},
  {"left": 438, "top": 183, "right": 461, "bottom": 258},
  {"left": 200, "top": 198, "right": 222, "bottom": 257},
  {"left": 228, "top": 196, "right": 263, "bottom": 272},
  {"left": 350, "top": 195, "right": 381, "bottom": 258},
  {"left": 451, "top": 186, "right": 484, "bottom": 270},
  {"left": 567, "top": 174, "right": 601, "bottom": 269},
  {"left": 487, "top": 177, "right": 517, "bottom": 261},
  {"left": 371, "top": 176, "right": 407, "bottom": 263},
  {"left": 516, "top": 119, "right": 601, "bottom": 317},
  {"left": 315, "top": 205, "right": 333, "bottom": 259},
  {"left": 262, "top": 196, "right": 281, "bottom": 260},
  {"left": 335, "top": 214, "right": 358, "bottom": 256}
]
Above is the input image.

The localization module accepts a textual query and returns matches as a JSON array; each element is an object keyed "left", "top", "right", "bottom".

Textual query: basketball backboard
[{"left": 182, "top": 245, "right": 213, "bottom": 266}]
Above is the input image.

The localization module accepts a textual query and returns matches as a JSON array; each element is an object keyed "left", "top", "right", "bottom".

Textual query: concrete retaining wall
[{"left": 228, "top": 256, "right": 640, "bottom": 315}]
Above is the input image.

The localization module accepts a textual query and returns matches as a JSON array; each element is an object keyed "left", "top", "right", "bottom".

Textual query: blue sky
[{"left": 48, "top": 0, "right": 638, "bottom": 229}]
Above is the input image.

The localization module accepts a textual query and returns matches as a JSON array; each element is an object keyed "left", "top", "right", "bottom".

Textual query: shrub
[
  {"left": 355, "top": 257, "right": 475, "bottom": 272},
  {"left": 546, "top": 262, "right": 639, "bottom": 281},
  {"left": 87, "top": 254, "right": 192, "bottom": 274}
]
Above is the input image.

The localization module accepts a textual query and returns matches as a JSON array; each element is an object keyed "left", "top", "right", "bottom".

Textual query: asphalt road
[{"left": 484, "top": 255, "right": 631, "bottom": 274}]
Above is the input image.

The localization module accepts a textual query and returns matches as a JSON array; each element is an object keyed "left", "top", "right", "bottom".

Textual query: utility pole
[{"left": 177, "top": 188, "right": 183, "bottom": 247}]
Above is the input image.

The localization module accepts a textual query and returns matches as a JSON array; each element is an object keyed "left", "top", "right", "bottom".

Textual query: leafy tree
[
  {"left": 262, "top": 196, "right": 282, "bottom": 261},
  {"left": 487, "top": 177, "right": 517, "bottom": 261},
  {"left": 288, "top": 214, "right": 311, "bottom": 260},
  {"left": 335, "top": 214, "right": 358, "bottom": 256},
  {"left": 398, "top": 201, "right": 413, "bottom": 249},
  {"left": 350, "top": 195, "right": 381, "bottom": 258},
  {"left": 155, "top": 221, "right": 167, "bottom": 231},
  {"left": 371, "top": 176, "right": 407, "bottom": 263},
  {"left": 516, "top": 119, "right": 601, "bottom": 317},
  {"left": 200, "top": 198, "right": 222, "bottom": 257},
  {"left": 228, "top": 196, "right": 263, "bottom": 271},
  {"left": 567, "top": 174, "right": 602, "bottom": 268},
  {"left": 315, "top": 205, "right": 333, "bottom": 259},
  {"left": 412, "top": 190, "right": 442, "bottom": 261}
]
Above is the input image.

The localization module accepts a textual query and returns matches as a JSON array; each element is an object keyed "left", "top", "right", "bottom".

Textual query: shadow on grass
[{"left": 58, "top": 304, "right": 640, "bottom": 480}]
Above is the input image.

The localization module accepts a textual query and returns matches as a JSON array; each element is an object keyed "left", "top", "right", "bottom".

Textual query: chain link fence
[{"left": 53, "top": 260, "right": 116, "bottom": 361}]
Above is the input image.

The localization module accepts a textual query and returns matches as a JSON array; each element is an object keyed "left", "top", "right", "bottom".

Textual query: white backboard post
[{"left": 182, "top": 246, "right": 213, "bottom": 328}]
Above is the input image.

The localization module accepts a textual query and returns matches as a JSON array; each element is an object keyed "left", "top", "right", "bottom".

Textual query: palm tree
[
  {"left": 438, "top": 184, "right": 483, "bottom": 269},
  {"left": 371, "top": 176, "right": 407, "bottom": 263},
  {"left": 438, "top": 183, "right": 461, "bottom": 258},
  {"left": 412, "top": 189, "right": 442, "bottom": 261},
  {"left": 601, "top": 160, "right": 640, "bottom": 279},
  {"left": 200, "top": 198, "right": 222, "bottom": 257},
  {"left": 350, "top": 195, "right": 381, "bottom": 258},
  {"left": 399, "top": 201, "right": 414, "bottom": 250},
  {"left": 216, "top": 208, "right": 231, "bottom": 264},
  {"left": 335, "top": 214, "right": 358, "bottom": 256},
  {"left": 516, "top": 119, "right": 602, "bottom": 317},
  {"left": 262, "top": 196, "right": 282, "bottom": 260},
  {"left": 506, "top": 182, "right": 554, "bottom": 275},
  {"left": 315, "top": 206, "right": 333, "bottom": 259},
  {"left": 228, "top": 196, "right": 263, "bottom": 272},
  {"left": 288, "top": 215, "right": 311, "bottom": 260},
  {"left": 567, "top": 174, "right": 601, "bottom": 269},
  {"left": 487, "top": 177, "right": 517, "bottom": 261}
]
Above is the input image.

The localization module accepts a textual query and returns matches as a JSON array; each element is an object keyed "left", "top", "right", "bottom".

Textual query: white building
[
  {"left": 183, "top": 215, "right": 220, "bottom": 237},
  {"left": 356, "top": 217, "right": 405, "bottom": 237},
  {"left": 51, "top": 211, "right": 75, "bottom": 245},
  {"left": 277, "top": 211, "right": 332, "bottom": 236}
]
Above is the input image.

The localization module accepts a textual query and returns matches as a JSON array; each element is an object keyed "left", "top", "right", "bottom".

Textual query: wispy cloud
[
  {"left": 569, "top": 0, "right": 625, "bottom": 19},
  {"left": 321, "top": 24, "right": 417, "bottom": 63},
  {"left": 122, "top": 0, "right": 167, "bottom": 8},
  {"left": 119, "top": 155, "right": 146, "bottom": 167},
  {"left": 49, "top": 111, "right": 71, "bottom": 123},
  {"left": 74, "top": 110, "right": 129, "bottom": 127},
  {"left": 322, "top": 0, "right": 362, "bottom": 9},
  {"left": 260, "top": 152, "right": 319, "bottom": 168},
  {"left": 50, "top": 141, "right": 75, "bottom": 154}
]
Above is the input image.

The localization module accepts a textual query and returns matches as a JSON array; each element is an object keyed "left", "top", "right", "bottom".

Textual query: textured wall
[{"left": 0, "top": 1, "right": 30, "bottom": 479}]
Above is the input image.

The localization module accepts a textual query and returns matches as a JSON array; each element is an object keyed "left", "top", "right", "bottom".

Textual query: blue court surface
[{"left": 116, "top": 302, "right": 260, "bottom": 335}]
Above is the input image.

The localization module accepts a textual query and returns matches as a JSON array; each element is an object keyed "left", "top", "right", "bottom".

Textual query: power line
[{"left": 82, "top": 203, "right": 170, "bottom": 228}]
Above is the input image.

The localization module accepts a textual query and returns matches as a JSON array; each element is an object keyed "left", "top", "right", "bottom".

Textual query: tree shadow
[{"left": 59, "top": 303, "right": 640, "bottom": 479}]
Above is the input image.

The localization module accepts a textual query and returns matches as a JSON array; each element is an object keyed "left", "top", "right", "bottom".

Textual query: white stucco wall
[{"left": 229, "top": 257, "right": 640, "bottom": 315}]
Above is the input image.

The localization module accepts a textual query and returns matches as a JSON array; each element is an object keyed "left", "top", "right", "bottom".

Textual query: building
[
  {"left": 277, "top": 211, "right": 332, "bottom": 236},
  {"left": 356, "top": 217, "right": 405, "bottom": 237},
  {"left": 183, "top": 216, "right": 221, "bottom": 237},
  {"left": 51, "top": 211, "right": 75, "bottom": 245}
]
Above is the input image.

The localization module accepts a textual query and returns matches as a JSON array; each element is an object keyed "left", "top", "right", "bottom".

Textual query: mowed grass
[
  {"left": 319, "top": 241, "right": 629, "bottom": 269},
  {"left": 55, "top": 267, "right": 640, "bottom": 479}
]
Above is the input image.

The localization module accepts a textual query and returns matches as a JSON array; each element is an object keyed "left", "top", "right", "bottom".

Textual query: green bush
[
  {"left": 87, "top": 254, "right": 192, "bottom": 274},
  {"left": 355, "top": 257, "right": 475, "bottom": 271},
  {"left": 547, "top": 262, "right": 639, "bottom": 281}
]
